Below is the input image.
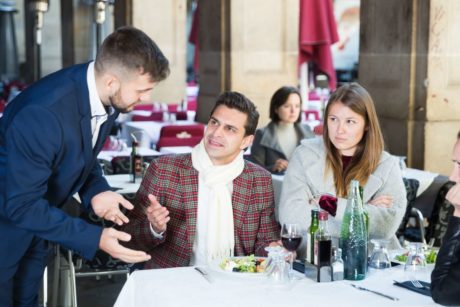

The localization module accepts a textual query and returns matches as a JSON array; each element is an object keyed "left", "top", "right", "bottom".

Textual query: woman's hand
[
  {"left": 368, "top": 195, "right": 393, "bottom": 208},
  {"left": 272, "top": 159, "right": 289, "bottom": 173}
]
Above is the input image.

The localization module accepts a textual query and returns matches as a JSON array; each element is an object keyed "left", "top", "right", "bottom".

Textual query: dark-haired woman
[{"left": 250, "top": 86, "right": 314, "bottom": 174}]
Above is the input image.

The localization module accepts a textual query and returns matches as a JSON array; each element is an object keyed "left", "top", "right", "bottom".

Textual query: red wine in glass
[{"left": 281, "top": 235, "right": 302, "bottom": 251}]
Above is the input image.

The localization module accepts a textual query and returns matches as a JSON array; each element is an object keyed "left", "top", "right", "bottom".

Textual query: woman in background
[
  {"left": 279, "top": 82, "right": 406, "bottom": 253},
  {"left": 250, "top": 86, "right": 314, "bottom": 173}
]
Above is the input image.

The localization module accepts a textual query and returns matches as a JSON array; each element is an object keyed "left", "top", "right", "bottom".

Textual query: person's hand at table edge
[{"left": 99, "top": 228, "right": 151, "bottom": 263}]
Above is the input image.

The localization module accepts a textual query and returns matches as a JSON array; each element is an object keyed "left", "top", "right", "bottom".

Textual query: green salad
[
  {"left": 219, "top": 254, "right": 267, "bottom": 273},
  {"left": 394, "top": 249, "right": 438, "bottom": 264}
]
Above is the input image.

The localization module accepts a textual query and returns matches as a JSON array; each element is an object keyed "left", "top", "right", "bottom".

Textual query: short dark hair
[
  {"left": 210, "top": 91, "right": 259, "bottom": 136},
  {"left": 95, "top": 26, "right": 170, "bottom": 82},
  {"left": 269, "top": 86, "right": 302, "bottom": 123}
]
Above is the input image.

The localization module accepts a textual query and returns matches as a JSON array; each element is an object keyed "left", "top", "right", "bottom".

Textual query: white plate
[
  {"left": 390, "top": 249, "right": 438, "bottom": 266},
  {"left": 209, "top": 256, "right": 268, "bottom": 277}
]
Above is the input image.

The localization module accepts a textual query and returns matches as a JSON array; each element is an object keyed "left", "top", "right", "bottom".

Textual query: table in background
[
  {"left": 159, "top": 146, "right": 193, "bottom": 155},
  {"left": 105, "top": 174, "right": 139, "bottom": 195},
  {"left": 97, "top": 147, "right": 160, "bottom": 162},
  {"left": 114, "top": 264, "right": 437, "bottom": 307}
]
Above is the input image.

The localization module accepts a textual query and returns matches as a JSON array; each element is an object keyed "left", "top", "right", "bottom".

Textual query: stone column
[
  {"left": 133, "top": 0, "right": 187, "bottom": 103},
  {"left": 359, "top": 0, "right": 460, "bottom": 174},
  {"left": 196, "top": 0, "right": 299, "bottom": 126}
]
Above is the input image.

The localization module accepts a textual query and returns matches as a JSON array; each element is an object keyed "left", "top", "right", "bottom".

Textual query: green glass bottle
[
  {"left": 340, "top": 180, "right": 367, "bottom": 280},
  {"left": 306, "top": 209, "right": 319, "bottom": 265},
  {"left": 359, "top": 186, "right": 369, "bottom": 238}
]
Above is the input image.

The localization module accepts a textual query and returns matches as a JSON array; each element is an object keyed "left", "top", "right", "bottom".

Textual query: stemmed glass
[
  {"left": 280, "top": 223, "right": 302, "bottom": 278},
  {"left": 404, "top": 243, "right": 427, "bottom": 282}
]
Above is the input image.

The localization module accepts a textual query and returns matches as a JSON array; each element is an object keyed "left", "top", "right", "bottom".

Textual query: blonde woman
[{"left": 279, "top": 82, "right": 406, "bottom": 252}]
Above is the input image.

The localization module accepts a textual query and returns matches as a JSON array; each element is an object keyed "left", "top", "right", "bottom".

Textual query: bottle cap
[
  {"left": 311, "top": 208, "right": 319, "bottom": 216},
  {"left": 318, "top": 210, "right": 328, "bottom": 220}
]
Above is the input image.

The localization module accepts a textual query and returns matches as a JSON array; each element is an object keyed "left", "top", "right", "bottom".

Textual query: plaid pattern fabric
[{"left": 121, "top": 154, "right": 280, "bottom": 268}]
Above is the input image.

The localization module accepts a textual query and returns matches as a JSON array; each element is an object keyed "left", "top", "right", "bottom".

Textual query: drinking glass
[
  {"left": 265, "top": 246, "right": 290, "bottom": 285},
  {"left": 281, "top": 223, "right": 302, "bottom": 277},
  {"left": 368, "top": 239, "right": 391, "bottom": 269},
  {"left": 404, "top": 243, "right": 427, "bottom": 281}
]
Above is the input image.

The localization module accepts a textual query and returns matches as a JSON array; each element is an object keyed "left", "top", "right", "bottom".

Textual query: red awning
[{"left": 299, "top": 0, "right": 339, "bottom": 90}]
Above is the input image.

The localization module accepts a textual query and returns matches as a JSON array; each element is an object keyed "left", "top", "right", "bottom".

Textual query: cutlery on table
[
  {"left": 194, "top": 267, "right": 214, "bottom": 284},
  {"left": 410, "top": 279, "right": 430, "bottom": 290},
  {"left": 350, "top": 284, "right": 399, "bottom": 301}
]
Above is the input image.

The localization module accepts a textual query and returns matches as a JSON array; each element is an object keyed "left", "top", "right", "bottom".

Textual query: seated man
[
  {"left": 121, "top": 91, "right": 280, "bottom": 268},
  {"left": 431, "top": 130, "right": 460, "bottom": 305}
]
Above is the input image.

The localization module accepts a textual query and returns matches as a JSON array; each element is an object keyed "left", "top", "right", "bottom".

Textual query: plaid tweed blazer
[{"left": 121, "top": 153, "right": 280, "bottom": 269}]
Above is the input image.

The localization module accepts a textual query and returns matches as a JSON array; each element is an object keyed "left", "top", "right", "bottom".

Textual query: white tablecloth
[
  {"left": 114, "top": 265, "right": 437, "bottom": 307},
  {"left": 97, "top": 147, "right": 160, "bottom": 162},
  {"left": 105, "top": 174, "right": 140, "bottom": 194}
]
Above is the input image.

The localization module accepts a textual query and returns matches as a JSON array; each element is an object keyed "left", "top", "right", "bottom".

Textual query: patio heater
[{"left": 29, "top": 0, "right": 49, "bottom": 81}]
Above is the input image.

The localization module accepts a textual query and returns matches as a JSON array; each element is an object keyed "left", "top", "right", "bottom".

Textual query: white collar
[{"left": 87, "top": 61, "right": 109, "bottom": 118}]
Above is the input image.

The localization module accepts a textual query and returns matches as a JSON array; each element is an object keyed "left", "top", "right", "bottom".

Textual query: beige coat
[{"left": 279, "top": 138, "right": 407, "bottom": 254}]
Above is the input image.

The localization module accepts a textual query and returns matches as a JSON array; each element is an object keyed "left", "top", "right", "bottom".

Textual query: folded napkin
[
  {"left": 393, "top": 280, "right": 431, "bottom": 297},
  {"left": 319, "top": 195, "right": 338, "bottom": 217}
]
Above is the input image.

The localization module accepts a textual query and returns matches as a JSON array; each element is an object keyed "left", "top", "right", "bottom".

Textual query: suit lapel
[
  {"left": 93, "top": 111, "right": 118, "bottom": 153},
  {"left": 181, "top": 156, "right": 199, "bottom": 250},
  {"left": 231, "top": 165, "right": 251, "bottom": 237}
]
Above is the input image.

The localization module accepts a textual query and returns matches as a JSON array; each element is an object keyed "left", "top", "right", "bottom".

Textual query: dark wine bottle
[
  {"left": 315, "top": 210, "right": 332, "bottom": 282},
  {"left": 130, "top": 140, "right": 142, "bottom": 183}
]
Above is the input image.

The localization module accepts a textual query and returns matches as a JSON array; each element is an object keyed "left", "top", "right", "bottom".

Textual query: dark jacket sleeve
[
  {"left": 3, "top": 106, "right": 101, "bottom": 259},
  {"left": 431, "top": 215, "right": 460, "bottom": 306},
  {"left": 250, "top": 129, "right": 271, "bottom": 170}
]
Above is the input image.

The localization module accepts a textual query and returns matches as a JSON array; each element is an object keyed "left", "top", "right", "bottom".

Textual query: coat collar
[{"left": 303, "top": 138, "right": 389, "bottom": 201}]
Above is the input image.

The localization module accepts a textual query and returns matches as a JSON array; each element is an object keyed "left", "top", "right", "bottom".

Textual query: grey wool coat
[{"left": 279, "top": 137, "right": 407, "bottom": 254}]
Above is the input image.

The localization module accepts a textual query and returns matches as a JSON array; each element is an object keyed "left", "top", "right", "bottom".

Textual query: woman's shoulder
[
  {"left": 379, "top": 151, "right": 399, "bottom": 166},
  {"left": 298, "top": 137, "right": 324, "bottom": 153}
]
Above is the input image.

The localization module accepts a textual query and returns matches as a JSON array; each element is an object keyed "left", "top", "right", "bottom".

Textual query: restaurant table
[
  {"left": 122, "top": 120, "right": 199, "bottom": 148},
  {"left": 159, "top": 146, "right": 193, "bottom": 155},
  {"left": 97, "top": 147, "right": 161, "bottom": 162},
  {"left": 114, "top": 264, "right": 437, "bottom": 307},
  {"left": 105, "top": 174, "right": 140, "bottom": 194}
]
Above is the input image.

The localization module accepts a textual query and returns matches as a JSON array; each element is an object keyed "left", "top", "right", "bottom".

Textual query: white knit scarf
[{"left": 191, "top": 140, "right": 245, "bottom": 262}]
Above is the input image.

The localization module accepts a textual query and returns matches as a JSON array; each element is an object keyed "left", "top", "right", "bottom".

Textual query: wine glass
[
  {"left": 404, "top": 243, "right": 427, "bottom": 282},
  {"left": 281, "top": 223, "right": 302, "bottom": 278}
]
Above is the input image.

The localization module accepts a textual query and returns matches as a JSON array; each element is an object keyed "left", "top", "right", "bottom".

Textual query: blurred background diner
[{"left": 1, "top": 0, "right": 460, "bottom": 306}]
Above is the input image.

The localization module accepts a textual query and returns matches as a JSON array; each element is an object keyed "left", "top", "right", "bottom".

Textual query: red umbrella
[{"left": 299, "top": 0, "right": 339, "bottom": 90}]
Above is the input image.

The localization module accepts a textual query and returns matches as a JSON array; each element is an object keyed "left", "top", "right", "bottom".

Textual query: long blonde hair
[{"left": 323, "top": 83, "right": 384, "bottom": 197}]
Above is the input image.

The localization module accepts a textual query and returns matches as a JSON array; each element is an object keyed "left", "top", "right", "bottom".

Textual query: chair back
[
  {"left": 132, "top": 111, "right": 163, "bottom": 122},
  {"left": 159, "top": 124, "right": 204, "bottom": 138},
  {"left": 304, "top": 110, "right": 320, "bottom": 121},
  {"left": 156, "top": 124, "right": 204, "bottom": 150}
]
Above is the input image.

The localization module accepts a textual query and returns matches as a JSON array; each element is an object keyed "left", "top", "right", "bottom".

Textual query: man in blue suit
[{"left": 0, "top": 26, "right": 169, "bottom": 306}]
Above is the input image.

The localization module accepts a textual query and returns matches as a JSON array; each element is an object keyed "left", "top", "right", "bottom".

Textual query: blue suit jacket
[{"left": 0, "top": 63, "right": 118, "bottom": 270}]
